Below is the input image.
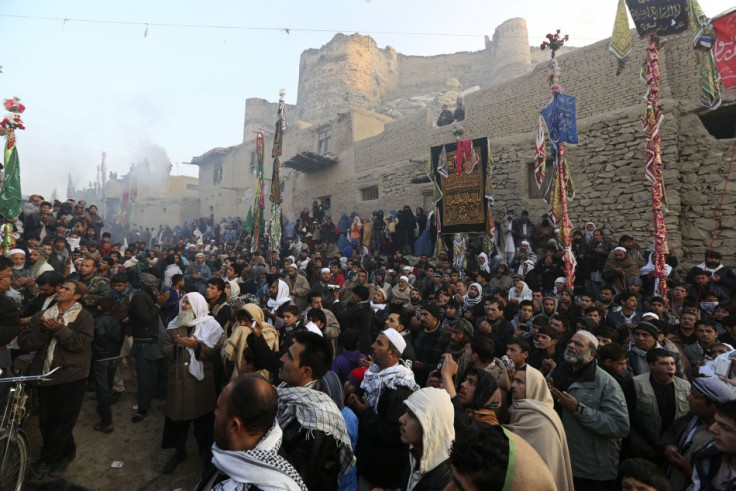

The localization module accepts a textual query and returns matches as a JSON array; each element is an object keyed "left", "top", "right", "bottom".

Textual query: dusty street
[{"left": 24, "top": 374, "right": 203, "bottom": 491}]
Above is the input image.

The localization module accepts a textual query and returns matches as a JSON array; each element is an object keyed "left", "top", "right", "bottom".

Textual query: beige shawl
[
  {"left": 222, "top": 303, "right": 279, "bottom": 381},
  {"left": 505, "top": 366, "right": 574, "bottom": 491}
]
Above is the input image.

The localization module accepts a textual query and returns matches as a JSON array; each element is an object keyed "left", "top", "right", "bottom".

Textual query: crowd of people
[{"left": 2, "top": 194, "right": 736, "bottom": 490}]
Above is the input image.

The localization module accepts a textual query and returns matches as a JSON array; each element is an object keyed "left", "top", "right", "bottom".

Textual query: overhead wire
[{"left": 0, "top": 13, "right": 607, "bottom": 42}]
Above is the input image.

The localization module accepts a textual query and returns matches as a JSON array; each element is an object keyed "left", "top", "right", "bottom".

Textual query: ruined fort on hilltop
[{"left": 191, "top": 17, "right": 736, "bottom": 265}]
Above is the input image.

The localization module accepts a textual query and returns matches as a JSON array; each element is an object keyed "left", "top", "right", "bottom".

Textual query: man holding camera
[{"left": 311, "top": 267, "right": 339, "bottom": 305}]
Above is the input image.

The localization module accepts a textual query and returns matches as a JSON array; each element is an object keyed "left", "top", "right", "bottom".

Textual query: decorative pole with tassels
[
  {"left": 608, "top": 0, "right": 724, "bottom": 297},
  {"left": 269, "top": 89, "right": 287, "bottom": 253},
  {"left": 535, "top": 30, "right": 578, "bottom": 290}
]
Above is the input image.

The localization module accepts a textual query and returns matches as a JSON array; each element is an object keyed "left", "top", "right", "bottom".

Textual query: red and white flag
[{"left": 713, "top": 9, "right": 736, "bottom": 89}]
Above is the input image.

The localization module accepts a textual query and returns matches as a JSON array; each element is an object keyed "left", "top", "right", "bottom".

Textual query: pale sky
[{"left": 1, "top": 0, "right": 733, "bottom": 200}]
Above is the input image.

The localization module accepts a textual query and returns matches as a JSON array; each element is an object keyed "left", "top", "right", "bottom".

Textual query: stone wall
[
  {"left": 193, "top": 144, "right": 261, "bottom": 221},
  {"left": 676, "top": 113, "right": 736, "bottom": 262},
  {"left": 345, "top": 29, "right": 735, "bottom": 267},
  {"left": 296, "top": 34, "right": 399, "bottom": 123},
  {"left": 193, "top": 19, "right": 736, "bottom": 270},
  {"left": 294, "top": 19, "right": 535, "bottom": 123},
  {"left": 281, "top": 111, "right": 357, "bottom": 220},
  {"left": 243, "top": 98, "right": 296, "bottom": 144}
]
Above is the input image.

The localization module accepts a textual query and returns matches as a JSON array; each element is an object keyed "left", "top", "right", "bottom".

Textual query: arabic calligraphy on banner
[
  {"left": 625, "top": 0, "right": 689, "bottom": 37},
  {"left": 441, "top": 156, "right": 485, "bottom": 228},
  {"left": 431, "top": 138, "right": 490, "bottom": 234},
  {"left": 713, "top": 10, "right": 736, "bottom": 89}
]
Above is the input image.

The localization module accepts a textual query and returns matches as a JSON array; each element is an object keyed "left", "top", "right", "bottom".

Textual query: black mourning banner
[
  {"left": 625, "top": 0, "right": 689, "bottom": 37},
  {"left": 431, "top": 137, "right": 489, "bottom": 234}
]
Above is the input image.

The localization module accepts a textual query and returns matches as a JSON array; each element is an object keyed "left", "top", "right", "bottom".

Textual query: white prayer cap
[
  {"left": 642, "top": 312, "right": 660, "bottom": 319},
  {"left": 320, "top": 267, "right": 331, "bottom": 274},
  {"left": 520, "top": 240, "right": 530, "bottom": 246},
  {"left": 305, "top": 321, "right": 323, "bottom": 337},
  {"left": 614, "top": 246, "right": 627, "bottom": 253},
  {"left": 399, "top": 275, "right": 409, "bottom": 283},
  {"left": 575, "top": 330, "right": 599, "bottom": 349},
  {"left": 555, "top": 277, "right": 566, "bottom": 284},
  {"left": 382, "top": 328, "right": 406, "bottom": 355},
  {"left": 287, "top": 263, "right": 298, "bottom": 269},
  {"left": 403, "top": 266, "right": 412, "bottom": 271},
  {"left": 286, "top": 255, "right": 295, "bottom": 263},
  {"left": 6, "top": 248, "right": 25, "bottom": 257}
]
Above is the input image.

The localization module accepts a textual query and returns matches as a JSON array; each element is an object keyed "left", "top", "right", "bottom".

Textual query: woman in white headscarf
[
  {"left": 505, "top": 365, "right": 574, "bottom": 491},
  {"left": 477, "top": 252, "right": 491, "bottom": 274},
  {"left": 225, "top": 279, "right": 241, "bottom": 307},
  {"left": 161, "top": 292, "right": 224, "bottom": 474}
]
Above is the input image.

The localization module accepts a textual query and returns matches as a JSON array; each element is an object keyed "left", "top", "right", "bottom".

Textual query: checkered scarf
[
  {"left": 277, "top": 384, "right": 356, "bottom": 475},
  {"left": 361, "top": 362, "right": 419, "bottom": 411},
  {"left": 211, "top": 421, "right": 306, "bottom": 491}
]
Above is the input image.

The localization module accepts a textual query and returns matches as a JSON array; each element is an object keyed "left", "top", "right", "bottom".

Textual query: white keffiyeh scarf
[
  {"left": 276, "top": 384, "right": 356, "bottom": 475},
  {"left": 361, "top": 363, "right": 419, "bottom": 412},
  {"left": 210, "top": 422, "right": 307, "bottom": 491}
]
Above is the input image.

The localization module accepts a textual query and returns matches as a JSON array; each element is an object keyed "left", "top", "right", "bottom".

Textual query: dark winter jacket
[
  {"left": 92, "top": 314, "right": 125, "bottom": 359},
  {"left": 18, "top": 306, "right": 93, "bottom": 385},
  {"left": 356, "top": 385, "right": 414, "bottom": 488}
]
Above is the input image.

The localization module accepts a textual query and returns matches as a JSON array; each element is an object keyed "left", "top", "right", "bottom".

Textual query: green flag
[
  {"left": 243, "top": 206, "right": 254, "bottom": 235},
  {"left": 0, "top": 143, "right": 22, "bottom": 219}
]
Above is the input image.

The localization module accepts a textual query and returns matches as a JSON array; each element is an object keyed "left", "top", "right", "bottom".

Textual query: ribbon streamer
[{"left": 642, "top": 37, "right": 670, "bottom": 297}]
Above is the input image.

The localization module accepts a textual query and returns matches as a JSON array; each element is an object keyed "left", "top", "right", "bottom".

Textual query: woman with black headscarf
[{"left": 434, "top": 353, "right": 501, "bottom": 426}]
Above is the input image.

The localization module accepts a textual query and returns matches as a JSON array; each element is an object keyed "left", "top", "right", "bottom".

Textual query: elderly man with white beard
[
  {"left": 160, "top": 292, "right": 224, "bottom": 474},
  {"left": 548, "top": 330, "right": 630, "bottom": 491},
  {"left": 8, "top": 248, "right": 35, "bottom": 304}
]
